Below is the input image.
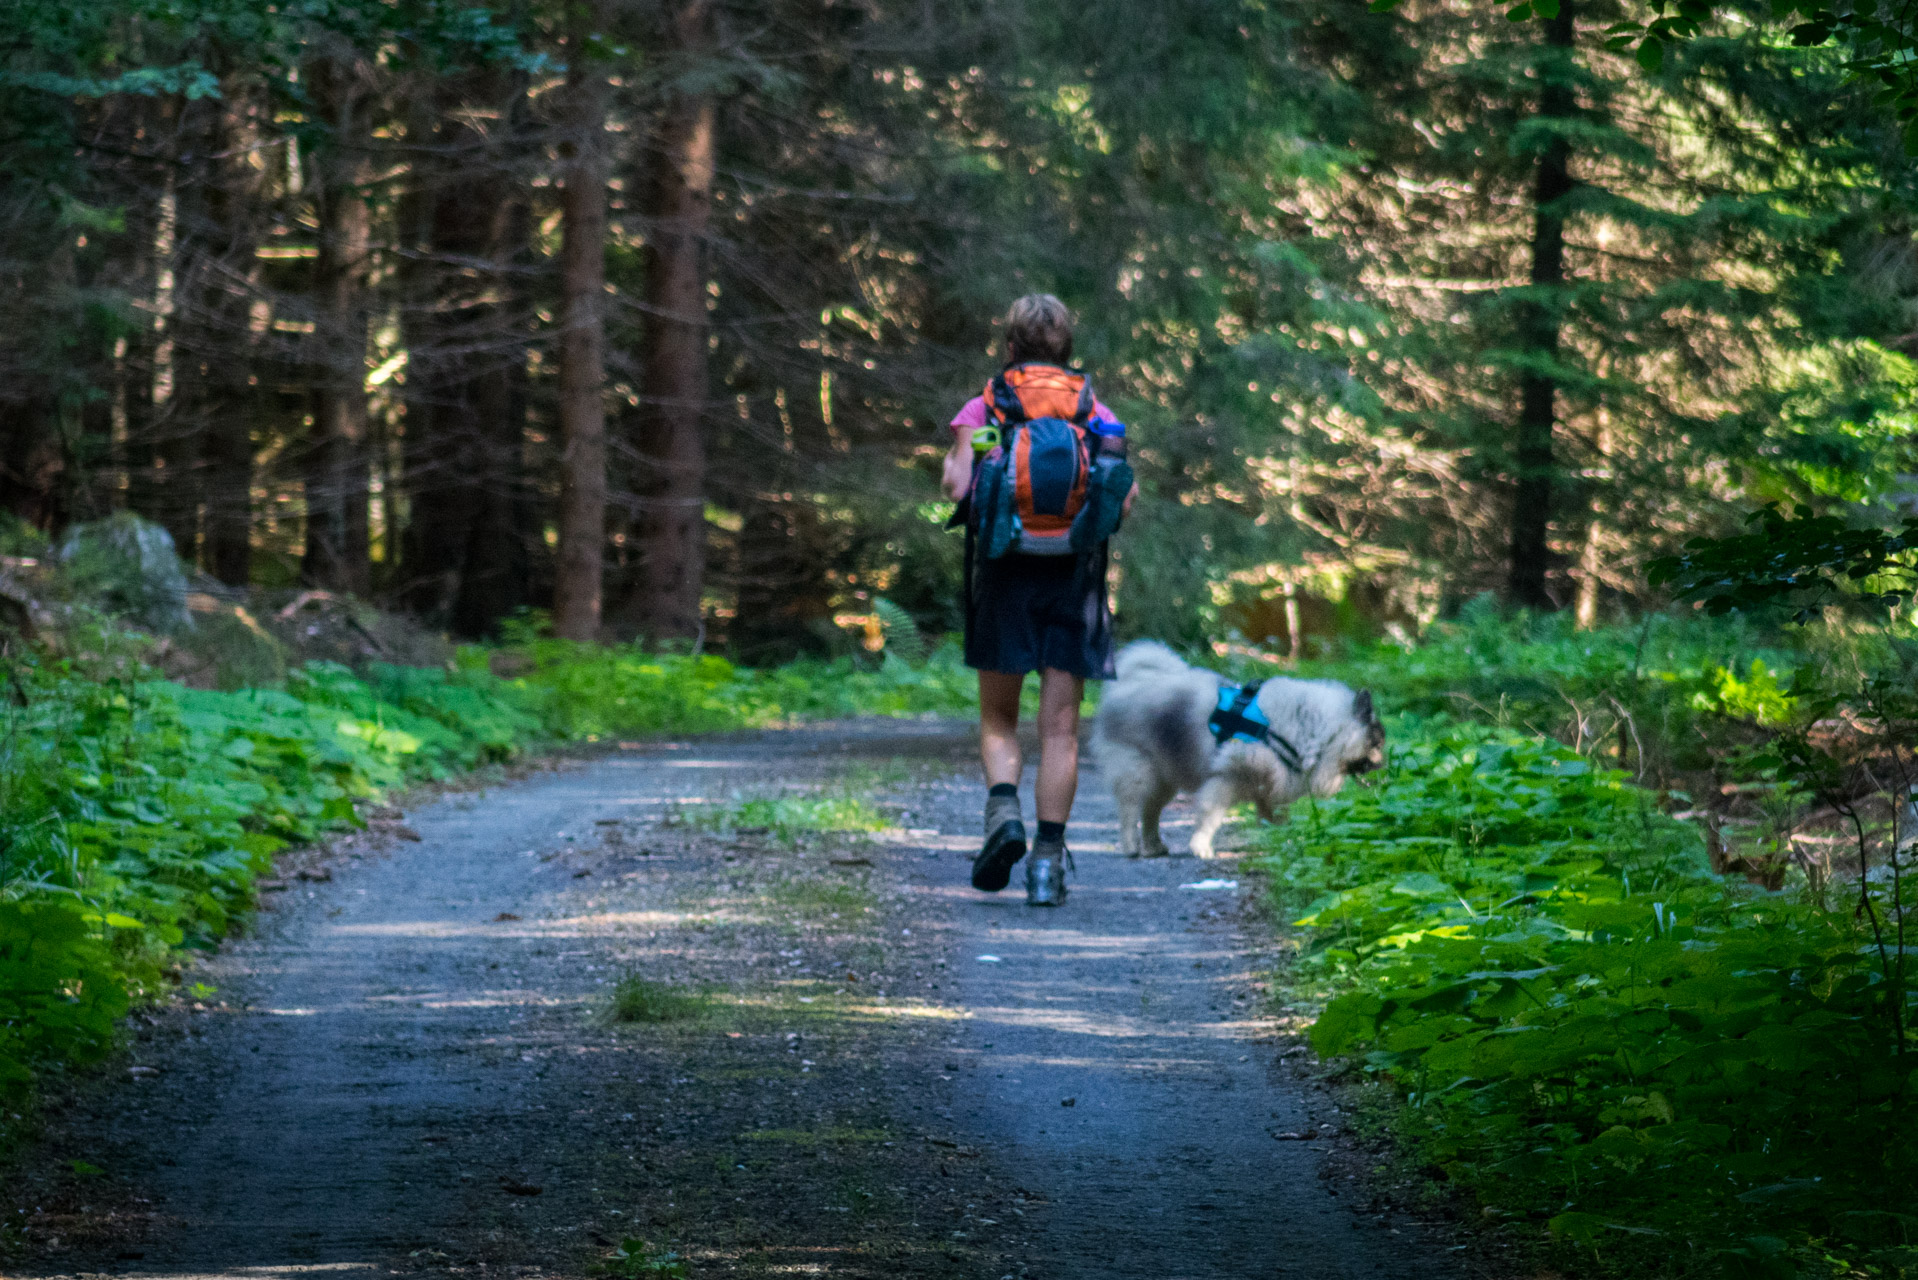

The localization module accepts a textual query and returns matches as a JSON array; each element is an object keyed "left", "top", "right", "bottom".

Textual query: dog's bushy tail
[{"left": 1114, "top": 640, "right": 1188, "bottom": 684}]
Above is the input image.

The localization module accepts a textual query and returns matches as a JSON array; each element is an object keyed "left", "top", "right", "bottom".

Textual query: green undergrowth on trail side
[
  {"left": 0, "top": 626, "right": 976, "bottom": 1105},
  {"left": 1251, "top": 611, "right": 1918, "bottom": 1279},
  {"left": 494, "top": 627, "right": 978, "bottom": 738}
]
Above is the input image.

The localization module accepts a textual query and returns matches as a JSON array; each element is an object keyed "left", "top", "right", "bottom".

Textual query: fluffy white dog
[{"left": 1092, "top": 641, "right": 1385, "bottom": 858}]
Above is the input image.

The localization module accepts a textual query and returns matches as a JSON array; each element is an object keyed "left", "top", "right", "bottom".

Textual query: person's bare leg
[
  {"left": 978, "top": 671, "right": 1025, "bottom": 787},
  {"left": 971, "top": 671, "right": 1030, "bottom": 892},
  {"left": 1035, "top": 668, "right": 1084, "bottom": 824}
]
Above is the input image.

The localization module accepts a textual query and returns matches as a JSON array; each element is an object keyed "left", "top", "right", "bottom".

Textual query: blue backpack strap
[
  {"left": 989, "top": 372, "right": 1028, "bottom": 424},
  {"left": 1208, "top": 681, "right": 1305, "bottom": 772}
]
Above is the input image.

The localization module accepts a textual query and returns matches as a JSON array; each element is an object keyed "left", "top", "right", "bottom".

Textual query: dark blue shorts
[{"left": 963, "top": 552, "right": 1115, "bottom": 680}]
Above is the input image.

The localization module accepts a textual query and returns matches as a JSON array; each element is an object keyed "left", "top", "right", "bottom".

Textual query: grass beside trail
[
  {"left": 1246, "top": 610, "right": 1918, "bottom": 1280},
  {"left": 0, "top": 629, "right": 975, "bottom": 1102}
]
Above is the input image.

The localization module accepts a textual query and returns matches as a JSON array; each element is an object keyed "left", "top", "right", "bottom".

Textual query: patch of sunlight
[
  {"left": 843, "top": 1001, "right": 967, "bottom": 1019},
  {"left": 536, "top": 910, "right": 691, "bottom": 931}
]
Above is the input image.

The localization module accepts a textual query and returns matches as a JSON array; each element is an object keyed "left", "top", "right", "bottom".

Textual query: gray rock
[{"left": 57, "top": 512, "right": 193, "bottom": 633}]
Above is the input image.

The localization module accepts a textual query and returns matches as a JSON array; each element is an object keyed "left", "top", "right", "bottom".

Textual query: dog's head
[
  {"left": 1301, "top": 687, "right": 1386, "bottom": 799},
  {"left": 1342, "top": 689, "right": 1386, "bottom": 779}
]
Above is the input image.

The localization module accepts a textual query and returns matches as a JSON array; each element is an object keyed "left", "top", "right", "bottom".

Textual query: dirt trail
[
  {"left": 923, "top": 788, "right": 1439, "bottom": 1279},
  {"left": 3, "top": 721, "right": 1458, "bottom": 1280}
]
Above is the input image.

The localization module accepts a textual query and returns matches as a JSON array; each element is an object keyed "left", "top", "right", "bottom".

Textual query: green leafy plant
[
  {"left": 1262, "top": 620, "right": 1918, "bottom": 1274},
  {"left": 597, "top": 1237, "right": 689, "bottom": 1280},
  {"left": 870, "top": 597, "right": 928, "bottom": 666}
]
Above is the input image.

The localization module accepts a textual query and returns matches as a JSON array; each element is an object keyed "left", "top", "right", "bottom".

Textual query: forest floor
[{"left": 1, "top": 720, "right": 1477, "bottom": 1280}]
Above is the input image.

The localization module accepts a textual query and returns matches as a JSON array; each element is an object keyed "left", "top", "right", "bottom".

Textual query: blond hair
[{"left": 1004, "top": 293, "right": 1073, "bottom": 365}]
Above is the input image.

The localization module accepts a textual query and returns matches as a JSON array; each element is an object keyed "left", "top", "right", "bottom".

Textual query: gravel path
[
  {"left": 3, "top": 721, "right": 1458, "bottom": 1280},
  {"left": 918, "top": 745, "right": 1451, "bottom": 1280}
]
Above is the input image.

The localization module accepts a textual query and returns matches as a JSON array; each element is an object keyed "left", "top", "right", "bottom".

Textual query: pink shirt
[{"left": 949, "top": 394, "right": 1123, "bottom": 435}]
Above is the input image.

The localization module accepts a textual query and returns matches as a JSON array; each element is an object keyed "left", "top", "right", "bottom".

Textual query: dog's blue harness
[{"left": 1209, "top": 681, "right": 1305, "bottom": 773}]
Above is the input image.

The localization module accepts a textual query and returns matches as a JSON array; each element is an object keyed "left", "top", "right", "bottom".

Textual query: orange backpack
[{"left": 972, "top": 364, "right": 1095, "bottom": 556}]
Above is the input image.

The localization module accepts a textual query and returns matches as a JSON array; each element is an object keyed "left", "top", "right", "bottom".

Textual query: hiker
[{"left": 941, "top": 293, "right": 1135, "bottom": 907}]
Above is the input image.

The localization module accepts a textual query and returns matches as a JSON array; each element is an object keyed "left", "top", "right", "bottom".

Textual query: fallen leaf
[
  {"left": 394, "top": 826, "right": 423, "bottom": 842},
  {"left": 493, "top": 912, "right": 521, "bottom": 922},
  {"left": 499, "top": 1180, "right": 543, "bottom": 1197}
]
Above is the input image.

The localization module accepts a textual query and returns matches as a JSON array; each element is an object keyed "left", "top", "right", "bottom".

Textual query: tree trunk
[
  {"left": 1574, "top": 413, "right": 1611, "bottom": 629},
  {"left": 450, "top": 195, "right": 533, "bottom": 639},
  {"left": 398, "top": 77, "right": 532, "bottom": 632},
  {"left": 167, "top": 86, "right": 264, "bottom": 585},
  {"left": 552, "top": 9, "right": 611, "bottom": 642},
  {"left": 305, "top": 53, "right": 374, "bottom": 594},
  {"left": 201, "top": 91, "right": 266, "bottom": 588},
  {"left": 1508, "top": 0, "right": 1575, "bottom": 612},
  {"left": 613, "top": 0, "right": 715, "bottom": 643}
]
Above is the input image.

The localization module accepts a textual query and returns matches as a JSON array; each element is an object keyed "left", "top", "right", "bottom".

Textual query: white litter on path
[
  {"left": 1178, "top": 879, "right": 1240, "bottom": 891},
  {"left": 976, "top": 955, "right": 1003, "bottom": 963}
]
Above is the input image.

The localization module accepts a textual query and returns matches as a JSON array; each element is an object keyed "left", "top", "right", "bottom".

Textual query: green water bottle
[{"left": 971, "top": 425, "right": 1001, "bottom": 455}]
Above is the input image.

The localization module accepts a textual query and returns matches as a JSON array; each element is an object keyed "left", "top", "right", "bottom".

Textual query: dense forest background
[{"left": 4, "top": 0, "right": 1915, "bottom": 659}]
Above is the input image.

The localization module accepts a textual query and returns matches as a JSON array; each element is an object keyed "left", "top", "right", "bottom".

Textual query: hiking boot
[
  {"left": 970, "top": 793, "right": 1027, "bottom": 892},
  {"left": 1026, "top": 841, "right": 1070, "bottom": 907}
]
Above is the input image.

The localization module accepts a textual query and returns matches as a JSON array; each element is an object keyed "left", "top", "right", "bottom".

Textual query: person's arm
[
  {"left": 943, "top": 426, "right": 978, "bottom": 501},
  {"left": 942, "top": 397, "right": 989, "bottom": 501}
]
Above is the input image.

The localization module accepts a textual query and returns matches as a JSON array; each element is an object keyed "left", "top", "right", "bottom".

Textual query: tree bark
[
  {"left": 305, "top": 52, "right": 374, "bottom": 594},
  {"left": 1574, "top": 413, "right": 1611, "bottom": 629},
  {"left": 202, "top": 90, "right": 266, "bottom": 588},
  {"left": 167, "top": 85, "right": 265, "bottom": 585},
  {"left": 398, "top": 77, "right": 533, "bottom": 632},
  {"left": 552, "top": 9, "right": 612, "bottom": 642},
  {"left": 613, "top": 0, "right": 715, "bottom": 643},
  {"left": 1508, "top": 0, "right": 1575, "bottom": 612}
]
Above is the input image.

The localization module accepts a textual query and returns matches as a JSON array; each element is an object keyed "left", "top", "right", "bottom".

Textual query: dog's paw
[{"left": 1142, "top": 840, "right": 1170, "bottom": 859}]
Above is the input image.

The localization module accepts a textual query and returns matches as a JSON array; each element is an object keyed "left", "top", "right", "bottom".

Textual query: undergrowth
[
  {"left": 0, "top": 619, "right": 972, "bottom": 1101},
  {"left": 490, "top": 622, "right": 976, "bottom": 739},
  {"left": 1253, "top": 611, "right": 1918, "bottom": 1279}
]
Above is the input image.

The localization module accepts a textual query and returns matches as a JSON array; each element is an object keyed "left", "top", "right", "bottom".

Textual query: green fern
[{"left": 871, "top": 597, "right": 927, "bottom": 665}]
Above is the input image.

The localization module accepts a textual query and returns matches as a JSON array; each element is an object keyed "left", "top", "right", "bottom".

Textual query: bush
[{"left": 1257, "top": 618, "right": 1918, "bottom": 1277}]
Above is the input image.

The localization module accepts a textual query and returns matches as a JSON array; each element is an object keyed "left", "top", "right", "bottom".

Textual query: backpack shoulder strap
[
  {"left": 988, "top": 373, "right": 1027, "bottom": 424},
  {"left": 1072, "top": 376, "right": 1093, "bottom": 426}
]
